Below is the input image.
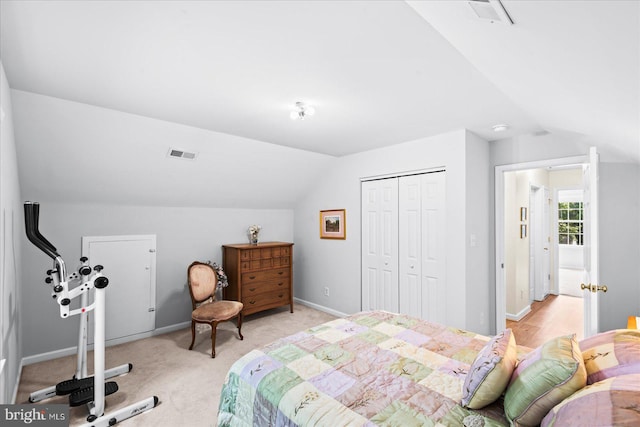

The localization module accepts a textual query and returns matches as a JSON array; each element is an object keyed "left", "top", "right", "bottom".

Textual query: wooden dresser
[{"left": 222, "top": 242, "right": 293, "bottom": 316}]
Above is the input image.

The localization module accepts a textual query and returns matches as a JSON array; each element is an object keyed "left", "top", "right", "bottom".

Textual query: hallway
[{"left": 507, "top": 294, "right": 583, "bottom": 348}]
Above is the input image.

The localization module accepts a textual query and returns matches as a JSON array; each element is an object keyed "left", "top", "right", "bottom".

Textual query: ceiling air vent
[
  {"left": 468, "top": 0, "right": 514, "bottom": 25},
  {"left": 168, "top": 148, "right": 197, "bottom": 160}
]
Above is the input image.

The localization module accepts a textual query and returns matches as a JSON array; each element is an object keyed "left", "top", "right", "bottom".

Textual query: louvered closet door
[
  {"left": 361, "top": 179, "right": 399, "bottom": 312},
  {"left": 399, "top": 172, "right": 446, "bottom": 323}
]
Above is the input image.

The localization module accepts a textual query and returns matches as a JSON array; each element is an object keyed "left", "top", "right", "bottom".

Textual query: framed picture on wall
[{"left": 320, "top": 209, "right": 346, "bottom": 239}]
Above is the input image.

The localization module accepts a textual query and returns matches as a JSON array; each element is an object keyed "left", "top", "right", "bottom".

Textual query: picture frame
[{"left": 320, "top": 209, "right": 346, "bottom": 239}]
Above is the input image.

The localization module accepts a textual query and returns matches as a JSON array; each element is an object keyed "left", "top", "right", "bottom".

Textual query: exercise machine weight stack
[{"left": 24, "top": 202, "right": 158, "bottom": 426}]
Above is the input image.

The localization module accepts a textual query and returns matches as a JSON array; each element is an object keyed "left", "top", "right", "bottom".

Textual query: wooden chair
[{"left": 187, "top": 261, "right": 243, "bottom": 358}]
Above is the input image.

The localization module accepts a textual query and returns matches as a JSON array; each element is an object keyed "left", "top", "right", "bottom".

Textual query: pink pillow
[
  {"left": 542, "top": 374, "right": 640, "bottom": 426},
  {"left": 579, "top": 329, "right": 640, "bottom": 384}
]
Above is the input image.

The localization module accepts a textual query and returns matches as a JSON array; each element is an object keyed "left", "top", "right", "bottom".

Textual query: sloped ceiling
[
  {"left": 408, "top": 0, "right": 640, "bottom": 163},
  {"left": 0, "top": 1, "right": 638, "bottom": 207}
]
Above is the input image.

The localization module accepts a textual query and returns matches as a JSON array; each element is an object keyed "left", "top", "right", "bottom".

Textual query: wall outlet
[{"left": 323, "top": 287, "right": 329, "bottom": 297}]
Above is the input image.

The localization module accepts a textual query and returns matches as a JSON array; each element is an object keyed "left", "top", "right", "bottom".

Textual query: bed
[{"left": 217, "top": 310, "right": 640, "bottom": 427}]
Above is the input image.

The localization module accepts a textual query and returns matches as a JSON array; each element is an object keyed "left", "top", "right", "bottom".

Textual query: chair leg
[
  {"left": 188, "top": 320, "right": 196, "bottom": 350},
  {"left": 237, "top": 313, "right": 244, "bottom": 340},
  {"left": 210, "top": 321, "right": 219, "bottom": 358}
]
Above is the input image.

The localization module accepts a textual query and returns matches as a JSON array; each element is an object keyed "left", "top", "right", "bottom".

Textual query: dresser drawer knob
[
  {"left": 278, "top": 294, "right": 283, "bottom": 298},
  {"left": 278, "top": 272, "right": 284, "bottom": 275},
  {"left": 278, "top": 282, "right": 283, "bottom": 286},
  {"left": 249, "top": 300, "right": 256, "bottom": 305},
  {"left": 249, "top": 287, "right": 256, "bottom": 292},
  {"left": 249, "top": 275, "right": 256, "bottom": 280}
]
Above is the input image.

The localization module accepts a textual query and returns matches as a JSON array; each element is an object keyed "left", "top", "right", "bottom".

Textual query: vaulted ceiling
[{"left": 1, "top": 1, "right": 638, "bottom": 207}]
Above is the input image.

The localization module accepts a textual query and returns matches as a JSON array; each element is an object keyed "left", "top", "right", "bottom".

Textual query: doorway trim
[{"left": 495, "top": 155, "right": 586, "bottom": 332}]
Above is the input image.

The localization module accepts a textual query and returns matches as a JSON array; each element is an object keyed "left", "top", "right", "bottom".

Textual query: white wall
[
  {"left": 599, "top": 163, "right": 640, "bottom": 332},
  {"left": 294, "top": 129, "right": 491, "bottom": 334},
  {"left": 21, "top": 203, "right": 293, "bottom": 358},
  {"left": 0, "top": 62, "right": 23, "bottom": 403},
  {"left": 464, "top": 132, "right": 491, "bottom": 330}
]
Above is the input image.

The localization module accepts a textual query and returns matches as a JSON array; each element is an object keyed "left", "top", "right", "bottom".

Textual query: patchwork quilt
[{"left": 217, "top": 311, "right": 510, "bottom": 426}]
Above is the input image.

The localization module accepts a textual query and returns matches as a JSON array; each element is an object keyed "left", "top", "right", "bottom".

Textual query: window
[{"left": 558, "top": 202, "right": 583, "bottom": 245}]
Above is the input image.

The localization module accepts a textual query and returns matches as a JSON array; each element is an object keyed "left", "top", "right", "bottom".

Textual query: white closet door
[
  {"left": 361, "top": 179, "right": 399, "bottom": 312},
  {"left": 420, "top": 172, "right": 446, "bottom": 323},
  {"left": 399, "top": 175, "right": 422, "bottom": 318},
  {"left": 398, "top": 172, "right": 446, "bottom": 322}
]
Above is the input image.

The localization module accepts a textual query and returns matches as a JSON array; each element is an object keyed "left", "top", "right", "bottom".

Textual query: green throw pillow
[{"left": 504, "top": 334, "right": 587, "bottom": 427}]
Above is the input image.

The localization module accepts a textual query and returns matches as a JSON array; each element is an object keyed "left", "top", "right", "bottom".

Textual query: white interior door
[
  {"left": 83, "top": 235, "right": 156, "bottom": 344},
  {"left": 530, "top": 186, "right": 538, "bottom": 301},
  {"left": 533, "top": 185, "right": 551, "bottom": 301},
  {"left": 582, "top": 147, "right": 600, "bottom": 337},
  {"left": 399, "top": 175, "right": 422, "bottom": 318},
  {"left": 361, "top": 179, "right": 399, "bottom": 312},
  {"left": 419, "top": 172, "right": 446, "bottom": 323}
]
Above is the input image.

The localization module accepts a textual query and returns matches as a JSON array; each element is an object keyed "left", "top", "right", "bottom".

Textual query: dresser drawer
[
  {"left": 241, "top": 268, "right": 289, "bottom": 284},
  {"left": 242, "top": 278, "right": 289, "bottom": 297},
  {"left": 241, "top": 255, "right": 291, "bottom": 271},
  {"left": 242, "top": 289, "right": 290, "bottom": 311}
]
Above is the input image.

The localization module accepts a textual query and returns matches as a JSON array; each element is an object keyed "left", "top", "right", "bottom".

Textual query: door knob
[{"left": 580, "top": 283, "right": 608, "bottom": 293}]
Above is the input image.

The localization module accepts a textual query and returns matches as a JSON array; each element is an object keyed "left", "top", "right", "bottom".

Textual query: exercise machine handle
[
  {"left": 24, "top": 202, "right": 58, "bottom": 257},
  {"left": 24, "top": 201, "right": 67, "bottom": 279}
]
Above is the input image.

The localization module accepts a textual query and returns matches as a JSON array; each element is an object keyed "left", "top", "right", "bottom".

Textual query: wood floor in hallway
[{"left": 506, "top": 294, "right": 583, "bottom": 348}]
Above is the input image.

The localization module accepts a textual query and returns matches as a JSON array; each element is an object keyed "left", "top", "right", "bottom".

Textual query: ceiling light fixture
[
  {"left": 290, "top": 101, "right": 315, "bottom": 120},
  {"left": 492, "top": 124, "right": 510, "bottom": 132}
]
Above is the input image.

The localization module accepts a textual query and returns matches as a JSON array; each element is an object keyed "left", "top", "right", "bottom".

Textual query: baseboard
[
  {"left": 506, "top": 305, "right": 531, "bottom": 322},
  {"left": 22, "top": 321, "right": 191, "bottom": 366},
  {"left": 294, "top": 297, "right": 348, "bottom": 318}
]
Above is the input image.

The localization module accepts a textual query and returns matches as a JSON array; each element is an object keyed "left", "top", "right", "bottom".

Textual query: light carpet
[{"left": 16, "top": 304, "right": 337, "bottom": 426}]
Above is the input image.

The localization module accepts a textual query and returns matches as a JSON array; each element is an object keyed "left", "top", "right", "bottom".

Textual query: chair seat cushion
[{"left": 193, "top": 300, "right": 243, "bottom": 322}]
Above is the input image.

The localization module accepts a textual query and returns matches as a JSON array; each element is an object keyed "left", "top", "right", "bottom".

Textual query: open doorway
[{"left": 497, "top": 160, "right": 587, "bottom": 347}]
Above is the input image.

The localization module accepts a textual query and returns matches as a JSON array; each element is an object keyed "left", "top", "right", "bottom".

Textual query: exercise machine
[{"left": 24, "top": 201, "right": 158, "bottom": 426}]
